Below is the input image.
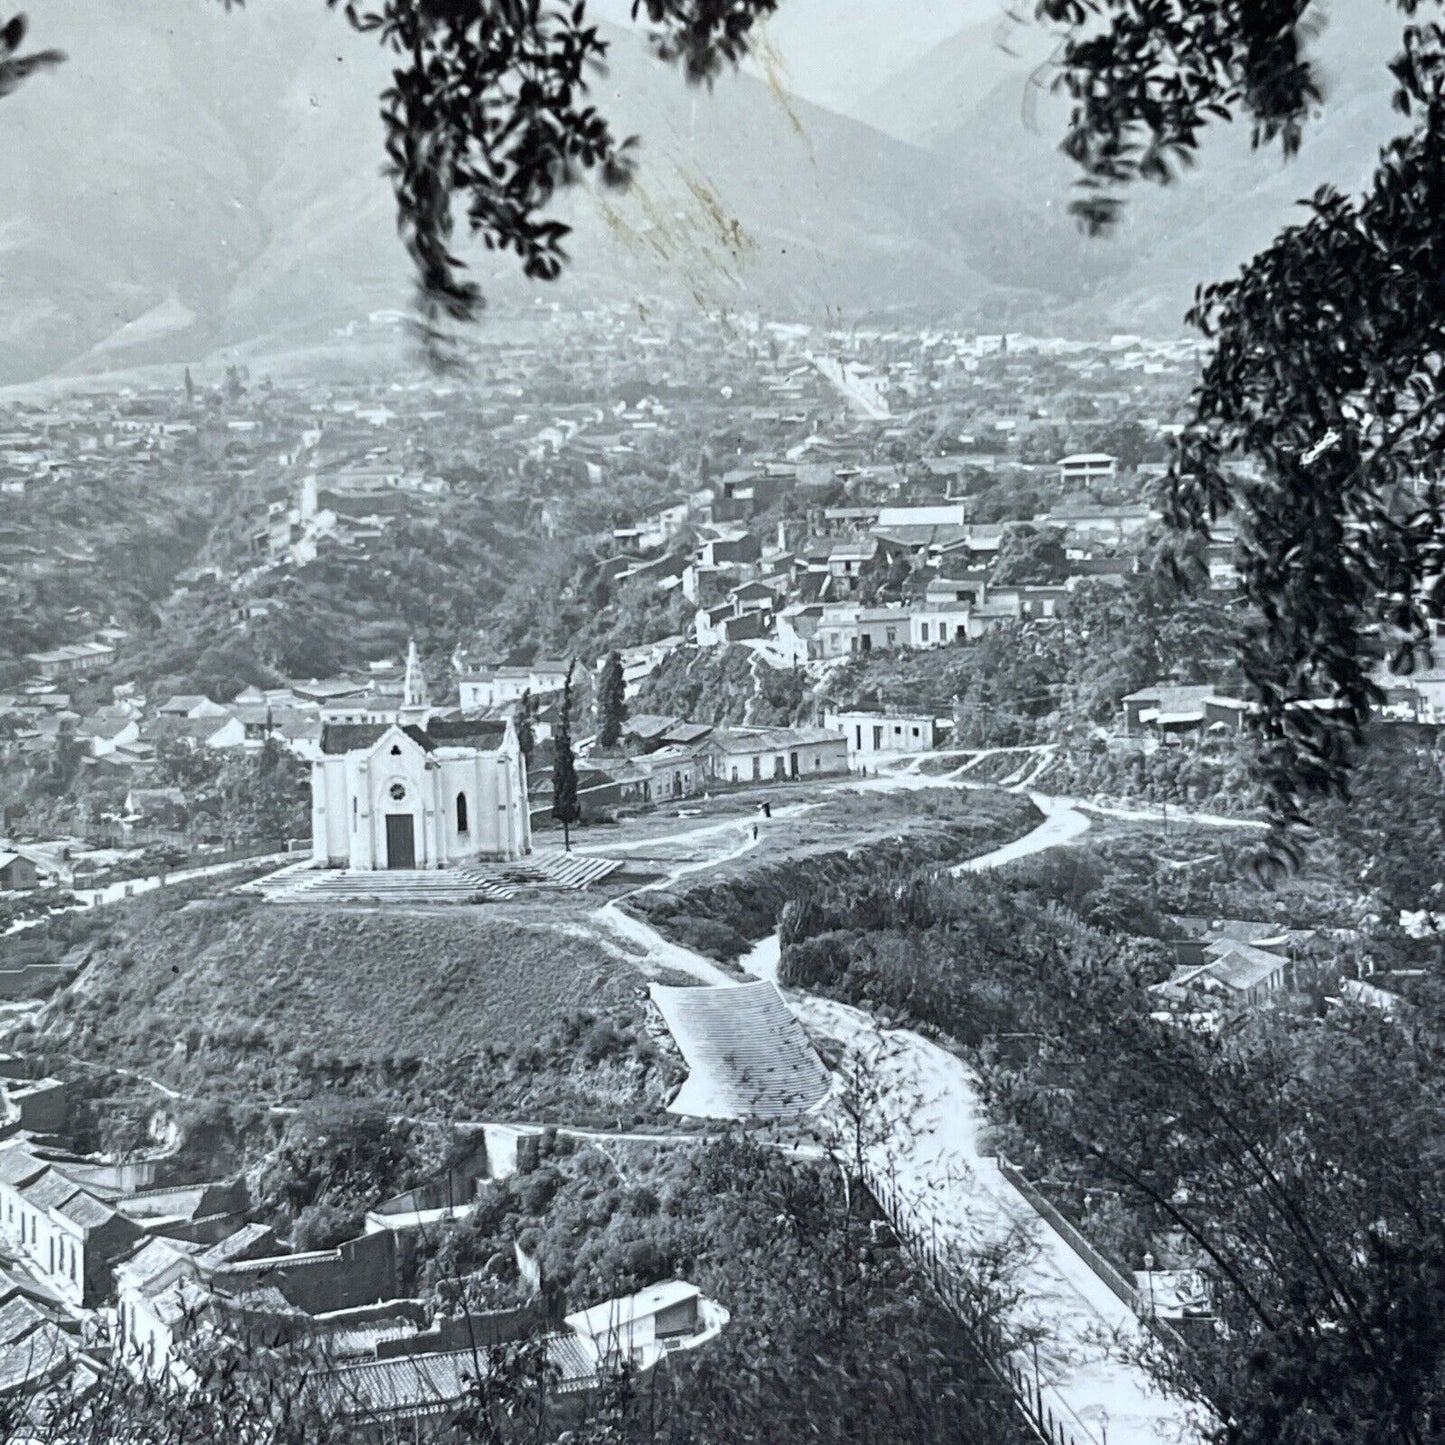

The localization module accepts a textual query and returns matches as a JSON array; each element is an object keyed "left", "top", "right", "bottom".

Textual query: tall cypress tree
[
  {"left": 551, "top": 663, "right": 580, "bottom": 851},
  {"left": 596, "top": 649, "right": 627, "bottom": 750}
]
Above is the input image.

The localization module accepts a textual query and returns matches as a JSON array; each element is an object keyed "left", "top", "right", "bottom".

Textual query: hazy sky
[{"left": 592, "top": 0, "right": 999, "bottom": 112}]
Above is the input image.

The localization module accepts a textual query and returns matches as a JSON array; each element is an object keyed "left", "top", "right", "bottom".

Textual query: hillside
[
  {"left": 3, "top": 3, "right": 1418, "bottom": 379},
  {"left": 40, "top": 892, "right": 678, "bottom": 1126},
  {"left": 0, "top": 6, "right": 1022, "bottom": 384}
]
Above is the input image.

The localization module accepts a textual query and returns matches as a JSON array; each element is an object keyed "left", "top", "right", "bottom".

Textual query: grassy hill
[
  {"left": 629, "top": 787, "right": 1041, "bottom": 960},
  {"left": 33, "top": 892, "right": 681, "bottom": 1127}
]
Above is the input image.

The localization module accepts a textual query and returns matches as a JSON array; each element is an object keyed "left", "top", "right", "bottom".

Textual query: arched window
[{"left": 456, "top": 792, "right": 469, "bottom": 835}]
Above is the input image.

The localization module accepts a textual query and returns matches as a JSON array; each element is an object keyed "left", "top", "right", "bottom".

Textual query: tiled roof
[
  {"left": 320, "top": 719, "right": 510, "bottom": 756},
  {"left": 0, "top": 1320, "right": 73, "bottom": 1393},
  {"left": 0, "top": 1294, "right": 65, "bottom": 1346},
  {"left": 424, "top": 718, "right": 509, "bottom": 748},
  {"left": 195, "top": 1223, "right": 277, "bottom": 1270},
  {"left": 0, "top": 1145, "right": 46, "bottom": 1189},
  {"left": 53, "top": 1190, "right": 121, "bottom": 1233},
  {"left": 19, "top": 1170, "right": 80, "bottom": 1211},
  {"left": 705, "top": 727, "right": 845, "bottom": 754}
]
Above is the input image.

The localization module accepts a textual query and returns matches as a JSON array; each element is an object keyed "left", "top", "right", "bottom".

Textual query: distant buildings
[
  {"left": 1056, "top": 452, "right": 1118, "bottom": 488},
  {"left": 458, "top": 662, "right": 570, "bottom": 711},
  {"left": 23, "top": 641, "right": 115, "bottom": 679}
]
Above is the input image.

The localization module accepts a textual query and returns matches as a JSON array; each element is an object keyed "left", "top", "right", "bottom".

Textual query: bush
[{"left": 292, "top": 1201, "right": 359, "bottom": 1250}]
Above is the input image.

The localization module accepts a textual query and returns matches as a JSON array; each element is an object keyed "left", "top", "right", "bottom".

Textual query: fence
[
  {"left": 863, "top": 1166, "right": 1105, "bottom": 1445},
  {"left": 997, "top": 1158, "right": 1192, "bottom": 1356}
]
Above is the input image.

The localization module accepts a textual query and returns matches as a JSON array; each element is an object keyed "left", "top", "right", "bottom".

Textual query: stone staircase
[
  {"left": 256, "top": 849, "right": 622, "bottom": 907},
  {"left": 455, "top": 848, "right": 623, "bottom": 893},
  {"left": 259, "top": 868, "right": 517, "bottom": 906},
  {"left": 650, "top": 981, "right": 833, "bottom": 1121}
]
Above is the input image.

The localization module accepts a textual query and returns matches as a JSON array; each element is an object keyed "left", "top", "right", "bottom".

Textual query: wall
[{"left": 213, "top": 1229, "right": 398, "bottom": 1315}]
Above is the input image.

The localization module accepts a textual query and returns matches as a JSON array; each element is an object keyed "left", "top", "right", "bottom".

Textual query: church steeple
[{"left": 398, "top": 639, "right": 429, "bottom": 724}]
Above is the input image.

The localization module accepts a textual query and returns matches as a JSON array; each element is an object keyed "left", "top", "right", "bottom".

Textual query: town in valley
[{"left": 2, "top": 4, "right": 1443, "bottom": 1444}]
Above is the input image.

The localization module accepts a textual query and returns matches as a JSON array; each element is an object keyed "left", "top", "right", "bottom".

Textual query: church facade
[{"left": 310, "top": 645, "right": 532, "bottom": 870}]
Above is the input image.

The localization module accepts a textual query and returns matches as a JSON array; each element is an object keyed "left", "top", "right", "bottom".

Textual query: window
[
  {"left": 751, "top": 757, "right": 761, "bottom": 781},
  {"left": 921, "top": 622, "right": 930, "bottom": 642},
  {"left": 390, "top": 744, "right": 402, "bottom": 756},
  {"left": 456, "top": 792, "right": 469, "bottom": 834},
  {"left": 388, "top": 781, "right": 406, "bottom": 802},
  {"left": 912, "top": 727, "right": 920, "bottom": 738}
]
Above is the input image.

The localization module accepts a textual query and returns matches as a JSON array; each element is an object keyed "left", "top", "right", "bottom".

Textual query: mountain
[
  {"left": 1, "top": 1, "right": 1416, "bottom": 382},
  {"left": 0, "top": 3, "right": 1042, "bottom": 384},
  {"left": 849, "top": 1, "right": 1408, "bottom": 330}
]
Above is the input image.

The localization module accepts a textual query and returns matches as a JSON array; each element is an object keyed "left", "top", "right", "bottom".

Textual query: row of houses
[
  {"left": 545, "top": 722, "right": 853, "bottom": 812},
  {"left": 0, "top": 1128, "right": 728, "bottom": 1428}
]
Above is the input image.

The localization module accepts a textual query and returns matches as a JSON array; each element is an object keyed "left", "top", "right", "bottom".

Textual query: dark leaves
[{"left": 0, "top": 10, "right": 64, "bottom": 98}]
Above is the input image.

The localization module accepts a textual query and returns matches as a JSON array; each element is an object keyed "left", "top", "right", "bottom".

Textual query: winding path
[{"left": 603, "top": 761, "right": 1209, "bottom": 1445}]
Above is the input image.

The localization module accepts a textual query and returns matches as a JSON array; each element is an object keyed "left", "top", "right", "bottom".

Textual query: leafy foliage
[
  {"left": 777, "top": 847, "right": 1445, "bottom": 1445},
  {"left": 595, "top": 649, "right": 627, "bottom": 749},
  {"left": 0, "top": 12, "right": 64, "bottom": 98}
]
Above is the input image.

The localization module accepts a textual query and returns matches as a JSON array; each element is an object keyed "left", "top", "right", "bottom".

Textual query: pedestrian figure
[
  {"left": 751, "top": 824, "right": 759, "bottom": 841},
  {"left": 762, "top": 801, "right": 772, "bottom": 818}
]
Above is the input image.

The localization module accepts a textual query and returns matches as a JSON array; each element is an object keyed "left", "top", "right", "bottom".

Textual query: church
[{"left": 310, "top": 644, "right": 532, "bottom": 870}]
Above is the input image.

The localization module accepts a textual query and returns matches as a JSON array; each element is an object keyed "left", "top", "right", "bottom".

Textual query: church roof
[
  {"left": 425, "top": 717, "right": 509, "bottom": 747},
  {"left": 319, "top": 719, "right": 510, "bottom": 756}
]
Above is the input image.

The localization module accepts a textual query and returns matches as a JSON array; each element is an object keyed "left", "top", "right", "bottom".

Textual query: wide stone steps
[
  {"left": 455, "top": 849, "right": 623, "bottom": 892},
  {"left": 255, "top": 850, "right": 622, "bottom": 907},
  {"left": 650, "top": 981, "right": 833, "bottom": 1121},
  {"left": 261, "top": 868, "right": 516, "bottom": 906}
]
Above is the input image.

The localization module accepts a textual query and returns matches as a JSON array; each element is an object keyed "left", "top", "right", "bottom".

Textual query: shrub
[{"left": 292, "top": 1201, "right": 359, "bottom": 1251}]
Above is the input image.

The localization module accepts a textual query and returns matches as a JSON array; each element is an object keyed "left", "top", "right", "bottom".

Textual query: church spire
[{"left": 399, "top": 638, "right": 429, "bottom": 724}]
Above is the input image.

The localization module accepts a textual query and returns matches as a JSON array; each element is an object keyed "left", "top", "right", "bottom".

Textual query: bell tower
[{"left": 398, "top": 639, "right": 430, "bottom": 725}]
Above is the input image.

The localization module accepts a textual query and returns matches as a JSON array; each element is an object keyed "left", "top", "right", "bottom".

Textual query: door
[{"left": 385, "top": 814, "right": 416, "bottom": 869}]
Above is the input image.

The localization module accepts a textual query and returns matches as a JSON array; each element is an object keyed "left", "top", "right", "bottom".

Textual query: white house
[
  {"left": 565, "top": 1280, "right": 728, "bottom": 1372},
  {"left": 0, "top": 1147, "right": 141, "bottom": 1310},
  {"left": 908, "top": 606, "right": 973, "bottom": 648},
  {"left": 697, "top": 727, "right": 849, "bottom": 785},
  {"left": 1057, "top": 452, "right": 1118, "bottom": 488},
  {"left": 458, "top": 662, "right": 570, "bottom": 711},
  {"left": 825, "top": 710, "right": 939, "bottom": 761}
]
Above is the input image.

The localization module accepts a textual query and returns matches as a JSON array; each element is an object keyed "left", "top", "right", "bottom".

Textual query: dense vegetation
[
  {"left": 627, "top": 788, "right": 1040, "bottom": 960},
  {"left": 29, "top": 893, "right": 681, "bottom": 1128},
  {"left": 775, "top": 823, "right": 1445, "bottom": 1445},
  {"left": 632, "top": 646, "right": 808, "bottom": 729}
]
